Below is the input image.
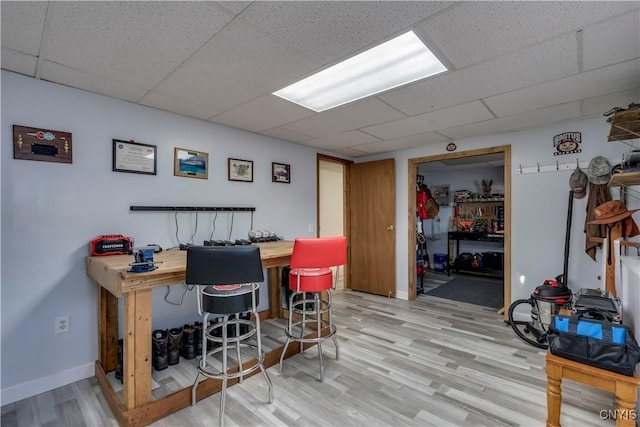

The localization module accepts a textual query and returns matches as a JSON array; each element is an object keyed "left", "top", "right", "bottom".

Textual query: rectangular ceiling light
[{"left": 273, "top": 31, "right": 447, "bottom": 112}]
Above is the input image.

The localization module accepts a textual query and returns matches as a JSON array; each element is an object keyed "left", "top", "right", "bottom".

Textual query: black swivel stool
[{"left": 186, "top": 245, "right": 273, "bottom": 426}]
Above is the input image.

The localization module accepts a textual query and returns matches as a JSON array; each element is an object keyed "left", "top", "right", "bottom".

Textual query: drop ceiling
[{"left": 2, "top": 1, "right": 639, "bottom": 158}]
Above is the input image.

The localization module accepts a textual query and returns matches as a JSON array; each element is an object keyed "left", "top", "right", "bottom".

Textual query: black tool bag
[{"left": 548, "top": 311, "right": 640, "bottom": 376}]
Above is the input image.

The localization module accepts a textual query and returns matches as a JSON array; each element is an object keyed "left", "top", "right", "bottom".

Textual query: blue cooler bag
[{"left": 548, "top": 312, "right": 640, "bottom": 376}]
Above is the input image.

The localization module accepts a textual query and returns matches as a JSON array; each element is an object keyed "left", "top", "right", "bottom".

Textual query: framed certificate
[{"left": 112, "top": 139, "right": 157, "bottom": 175}]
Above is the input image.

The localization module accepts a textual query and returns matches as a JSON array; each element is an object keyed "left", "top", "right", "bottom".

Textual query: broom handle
[{"left": 562, "top": 190, "right": 573, "bottom": 286}]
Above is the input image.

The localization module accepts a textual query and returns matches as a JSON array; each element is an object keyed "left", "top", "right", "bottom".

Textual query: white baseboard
[
  {"left": 395, "top": 290, "right": 409, "bottom": 300},
  {"left": 1, "top": 362, "right": 94, "bottom": 406}
]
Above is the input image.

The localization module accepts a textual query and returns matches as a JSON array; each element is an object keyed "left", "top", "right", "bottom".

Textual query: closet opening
[{"left": 408, "top": 146, "right": 511, "bottom": 320}]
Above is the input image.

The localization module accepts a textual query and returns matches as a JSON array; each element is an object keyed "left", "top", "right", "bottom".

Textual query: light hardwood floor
[{"left": 1, "top": 289, "right": 618, "bottom": 427}]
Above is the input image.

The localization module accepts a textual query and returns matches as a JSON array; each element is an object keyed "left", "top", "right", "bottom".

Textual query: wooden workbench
[{"left": 86, "top": 241, "right": 295, "bottom": 426}]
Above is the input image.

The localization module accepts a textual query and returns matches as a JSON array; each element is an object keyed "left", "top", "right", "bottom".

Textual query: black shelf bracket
[{"left": 130, "top": 206, "right": 256, "bottom": 212}]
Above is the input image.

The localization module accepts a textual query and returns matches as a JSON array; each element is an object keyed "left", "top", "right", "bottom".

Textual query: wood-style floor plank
[{"left": 1, "top": 289, "right": 620, "bottom": 427}]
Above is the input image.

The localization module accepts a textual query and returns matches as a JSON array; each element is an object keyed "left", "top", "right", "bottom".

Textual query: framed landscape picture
[
  {"left": 174, "top": 147, "right": 208, "bottom": 179},
  {"left": 272, "top": 162, "right": 291, "bottom": 183},
  {"left": 228, "top": 158, "right": 253, "bottom": 182}
]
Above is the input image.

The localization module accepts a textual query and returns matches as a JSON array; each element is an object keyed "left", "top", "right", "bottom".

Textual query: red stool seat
[
  {"left": 289, "top": 268, "right": 332, "bottom": 292},
  {"left": 279, "top": 236, "right": 347, "bottom": 383}
]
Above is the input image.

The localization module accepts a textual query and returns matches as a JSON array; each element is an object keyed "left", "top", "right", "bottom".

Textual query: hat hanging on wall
[
  {"left": 587, "top": 200, "right": 640, "bottom": 238},
  {"left": 569, "top": 167, "right": 588, "bottom": 199},
  {"left": 587, "top": 156, "right": 612, "bottom": 185}
]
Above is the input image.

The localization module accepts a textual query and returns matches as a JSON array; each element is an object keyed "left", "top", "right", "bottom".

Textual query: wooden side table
[{"left": 546, "top": 351, "right": 640, "bottom": 427}]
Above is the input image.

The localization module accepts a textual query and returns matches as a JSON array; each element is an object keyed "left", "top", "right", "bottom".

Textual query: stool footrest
[
  {"left": 198, "top": 353, "right": 265, "bottom": 380},
  {"left": 205, "top": 319, "right": 256, "bottom": 344}
]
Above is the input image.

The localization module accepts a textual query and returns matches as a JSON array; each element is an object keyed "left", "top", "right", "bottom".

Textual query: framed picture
[
  {"left": 112, "top": 139, "right": 157, "bottom": 175},
  {"left": 228, "top": 158, "right": 253, "bottom": 182},
  {"left": 272, "top": 162, "right": 291, "bottom": 183},
  {"left": 174, "top": 147, "right": 208, "bottom": 179}
]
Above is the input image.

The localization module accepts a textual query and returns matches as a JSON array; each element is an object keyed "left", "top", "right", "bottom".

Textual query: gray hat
[
  {"left": 569, "top": 168, "right": 588, "bottom": 198},
  {"left": 587, "top": 156, "right": 612, "bottom": 185}
]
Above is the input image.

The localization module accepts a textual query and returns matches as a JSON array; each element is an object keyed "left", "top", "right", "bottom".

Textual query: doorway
[
  {"left": 317, "top": 154, "right": 352, "bottom": 289},
  {"left": 408, "top": 145, "right": 512, "bottom": 321}
]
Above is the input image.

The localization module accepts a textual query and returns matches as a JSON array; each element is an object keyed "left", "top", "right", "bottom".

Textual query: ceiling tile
[
  {"left": 380, "top": 34, "right": 578, "bottom": 116},
  {"left": 581, "top": 88, "right": 640, "bottom": 118},
  {"left": 329, "top": 146, "right": 370, "bottom": 158},
  {"left": 214, "top": 1, "right": 252, "bottom": 16},
  {"left": 152, "top": 21, "right": 316, "bottom": 113},
  {"left": 211, "top": 95, "right": 315, "bottom": 133},
  {"left": 302, "top": 130, "right": 382, "bottom": 150},
  {"left": 438, "top": 102, "right": 582, "bottom": 140},
  {"left": 582, "top": 11, "right": 640, "bottom": 71},
  {"left": 43, "top": 2, "right": 234, "bottom": 89},
  {"left": 239, "top": 1, "right": 455, "bottom": 66},
  {"left": 420, "top": 1, "right": 639, "bottom": 68},
  {"left": 139, "top": 92, "right": 221, "bottom": 121},
  {"left": 0, "top": 1, "right": 47, "bottom": 56},
  {"left": 281, "top": 98, "right": 406, "bottom": 138},
  {"left": 484, "top": 59, "right": 640, "bottom": 117},
  {"left": 352, "top": 132, "right": 449, "bottom": 154},
  {"left": 259, "top": 127, "right": 313, "bottom": 144},
  {"left": 1, "top": 50, "right": 37, "bottom": 77},
  {"left": 40, "top": 61, "right": 148, "bottom": 102},
  {"left": 361, "top": 101, "right": 494, "bottom": 140}
]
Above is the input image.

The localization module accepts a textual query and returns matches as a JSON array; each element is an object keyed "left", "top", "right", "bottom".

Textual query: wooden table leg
[
  {"left": 546, "top": 361, "right": 562, "bottom": 427},
  {"left": 615, "top": 381, "right": 638, "bottom": 427},
  {"left": 268, "top": 267, "right": 282, "bottom": 319},
  {"left": 98, "top": 285, "right": 118, "bottom": 373},
  {"left": 123, "top": 289, "right": 152, "bottom": 410}
]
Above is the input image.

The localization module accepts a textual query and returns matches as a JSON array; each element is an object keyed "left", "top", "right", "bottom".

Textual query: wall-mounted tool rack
[{"left": 130, "top": 206, "right": 255, "bottom": 212}]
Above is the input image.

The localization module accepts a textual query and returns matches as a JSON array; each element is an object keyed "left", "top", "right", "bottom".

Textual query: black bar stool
[{"left": 186, "top": 245, "right": 273, "bottom": 426}]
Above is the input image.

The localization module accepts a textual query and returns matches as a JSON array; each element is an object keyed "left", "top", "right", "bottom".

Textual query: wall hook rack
[
  {"left": 515, "top": 157, "right": 617, "bottom": 175},
  {"left": 130, "top": 206, "right": 256, "bottom": 212}
]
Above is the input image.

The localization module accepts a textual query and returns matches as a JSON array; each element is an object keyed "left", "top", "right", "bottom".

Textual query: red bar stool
[
  {"left": 279, "top": 236, "right": 347, "bottom": 382},
  {"left": 186, "top": 245, "right": 273, "bottom": 427}
]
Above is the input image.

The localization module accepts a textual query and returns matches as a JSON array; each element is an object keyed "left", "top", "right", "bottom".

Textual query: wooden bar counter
[{"left": 86, "top": 241, "right": 294, "bottom": 426}]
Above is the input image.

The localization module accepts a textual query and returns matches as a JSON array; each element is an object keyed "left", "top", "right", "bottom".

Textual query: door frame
[
  {"left": 407, "top": 145, "right": 511, "bottom": 320},
  {"left": 317, "top": 153, "right": 353, "bottom": 289}
]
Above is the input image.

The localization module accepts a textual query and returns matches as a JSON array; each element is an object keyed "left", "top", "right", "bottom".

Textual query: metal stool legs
[
  {"left": 191, "top": 287, "right": 273, "bottom": 426},
  {"left": 279, "top": 289, "right": 339, "bottom": 382}
]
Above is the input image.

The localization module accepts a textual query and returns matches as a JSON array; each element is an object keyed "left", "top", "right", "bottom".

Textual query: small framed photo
[
  {"left": 174, "top": 147, "right": 208, "bottom": 179},
  {"left": 228, "top": 158, "right": 253, "bottom": 182},
  {"left": 272, "top": 162, "right": 291, "bottom": 183},
  {"left": 113, "top": 139, "right": 157, "bottom": 175}
]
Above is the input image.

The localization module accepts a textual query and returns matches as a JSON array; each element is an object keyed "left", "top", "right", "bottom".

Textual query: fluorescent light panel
[{"left": 273, "top": 31, "right": 447, "bottom": 112}]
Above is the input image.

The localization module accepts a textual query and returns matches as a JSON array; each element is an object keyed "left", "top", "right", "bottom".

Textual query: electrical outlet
[{"left": 55, "top": 315, "right": 69, "bottom": 334}]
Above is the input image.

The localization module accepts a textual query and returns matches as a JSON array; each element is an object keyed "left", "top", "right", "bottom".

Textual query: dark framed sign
[
  {"left": 272, "top": 162, "right": 291, "bottom": 183},
  {"left": 13, "top": 124, "right": 73, "bottom": 163},
  {"left": 228, "top": 158, "right": 253, "bottom": 182},
  {"left": 112, "top": 139, "right": 157, "bottom": 175}
]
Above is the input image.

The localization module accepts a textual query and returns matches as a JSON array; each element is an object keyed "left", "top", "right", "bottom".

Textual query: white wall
[
  {"left": 358, "top": 116, "right": 637, "bottom": 302},
  {"left": 0, "top": 71, "right": 322, "bottom": 403}
]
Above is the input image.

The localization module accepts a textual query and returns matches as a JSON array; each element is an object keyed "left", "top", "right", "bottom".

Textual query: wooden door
[{"left": 349, "top": 159, "right": 396, "bottom": 296}]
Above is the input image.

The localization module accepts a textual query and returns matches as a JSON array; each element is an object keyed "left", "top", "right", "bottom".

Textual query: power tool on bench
[{"left": 90, "top": 234, "right": 133, "bottom": 256}]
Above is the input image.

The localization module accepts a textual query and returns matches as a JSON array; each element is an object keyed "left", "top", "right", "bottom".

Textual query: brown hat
[
  {"left": 569, "top": 168, "right": 588, "bottom": 199},
  {"left": 588, "top": 200, "right": 639, "bottom": 224}
]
